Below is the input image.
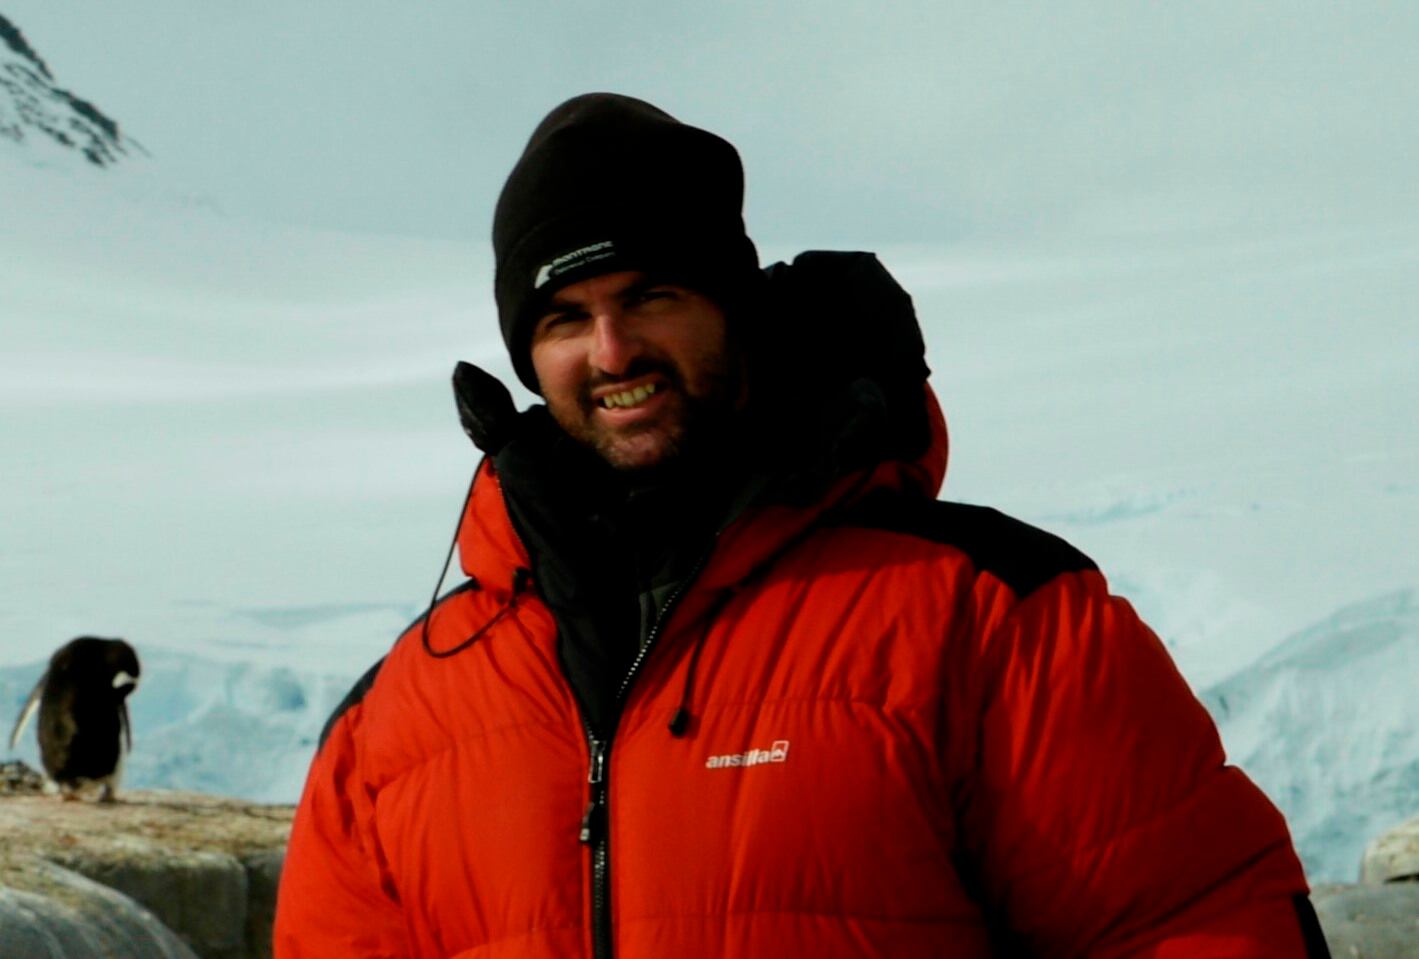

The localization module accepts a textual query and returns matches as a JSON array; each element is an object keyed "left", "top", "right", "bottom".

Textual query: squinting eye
[{"left": 536, "top": 312, "right": 583, "bottom": 337}]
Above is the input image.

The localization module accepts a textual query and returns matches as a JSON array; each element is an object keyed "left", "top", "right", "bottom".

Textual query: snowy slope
[
  {"left": 898, "top": 226, "right": 1419, "bottom": 689},
  {"left": 1203, "top": 590, "right": 1419, "bottom": 880},
  {"left": 0, "top": 167, "right": 501, "bottom": 668},
  {"left": 0, "top": 155, "right": 496, "bottom": 808}
]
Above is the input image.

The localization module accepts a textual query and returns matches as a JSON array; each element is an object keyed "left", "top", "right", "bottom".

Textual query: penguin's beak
[{"left": 112, "top": 671, "right": 138, "bottom": 693}]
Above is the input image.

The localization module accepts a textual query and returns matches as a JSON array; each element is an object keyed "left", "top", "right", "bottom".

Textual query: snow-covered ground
[{"left": 2, "top": 153, "right": 1416, "bottom": 882}]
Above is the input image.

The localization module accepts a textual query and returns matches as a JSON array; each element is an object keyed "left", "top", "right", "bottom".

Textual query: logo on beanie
[{"left": 533, "top": 240, "right": 617, "bottom": 289}]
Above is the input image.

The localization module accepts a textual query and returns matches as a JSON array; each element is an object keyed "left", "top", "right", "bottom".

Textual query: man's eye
[
  {"left": 631, "top": 288, "right": 676, "bottom": 306},
  {"left": 537, "top": 312, "right": 584, "bottom": 335}
]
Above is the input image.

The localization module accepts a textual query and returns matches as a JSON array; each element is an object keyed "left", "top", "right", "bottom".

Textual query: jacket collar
[{"left": 456, "top": 384, "right": 948, "bottom": 600}]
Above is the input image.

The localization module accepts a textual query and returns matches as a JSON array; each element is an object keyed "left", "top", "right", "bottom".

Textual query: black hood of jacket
[{"left": 457, "top": 250, "right": 930, "bottom": 505}]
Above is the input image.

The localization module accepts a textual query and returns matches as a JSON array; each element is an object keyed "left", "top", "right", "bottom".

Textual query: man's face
[{"left": 530, "top": 270, "right": 744, "bottom": 472}]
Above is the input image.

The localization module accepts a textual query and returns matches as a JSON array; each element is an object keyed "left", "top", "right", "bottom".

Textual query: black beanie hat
[{"left": 493, "top": 93, "right": 760, "bottom": 391}]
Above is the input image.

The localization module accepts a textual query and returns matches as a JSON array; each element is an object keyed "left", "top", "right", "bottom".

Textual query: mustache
[{"left": 580, "top": 360, "right": 683, "bottom": 399}]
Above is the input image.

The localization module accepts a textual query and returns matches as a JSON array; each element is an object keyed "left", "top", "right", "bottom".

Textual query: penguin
[{"left": 7, "top": 636, "right": 141, "bottom": 802}]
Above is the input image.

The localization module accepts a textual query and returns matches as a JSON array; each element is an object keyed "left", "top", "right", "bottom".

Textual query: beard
[{"left": 548, "top": 350, "right": 743, "bottom": 476}]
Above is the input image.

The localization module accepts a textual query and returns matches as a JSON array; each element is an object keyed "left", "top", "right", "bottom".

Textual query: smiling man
[
  {"left": 530, "top": 270, "right": 745, "bottom": 471},
  {"left": 275, "top": 94, "right": 1329, "bottom": 958}
]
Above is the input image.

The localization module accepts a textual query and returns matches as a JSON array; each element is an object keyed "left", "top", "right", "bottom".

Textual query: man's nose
[{"left": 588, "top": 311, "right": 641, "bottom": 376}]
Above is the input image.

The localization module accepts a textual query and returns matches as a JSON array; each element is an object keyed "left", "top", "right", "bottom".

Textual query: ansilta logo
[
  {"left": 533, "top": 240, "right": 616, "bottom": 289},
  {"left": 705, "top": 739, "right": 790, "bottom": 769}
]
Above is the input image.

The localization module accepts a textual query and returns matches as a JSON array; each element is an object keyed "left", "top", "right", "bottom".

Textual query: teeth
[{"left": 600, "top": 382, "right": 658, "bottom": 409}]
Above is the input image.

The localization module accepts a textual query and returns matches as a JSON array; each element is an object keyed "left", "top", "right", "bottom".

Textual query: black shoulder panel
[
  {"left": 318, "top": 656, "right": 385, "bottom": 751},
  {"left": 1292, "top": 895, "right": 1333, "bottom": 958},
  {"left": 834, "top": 492, "right": 1097, "bottom": 600}
]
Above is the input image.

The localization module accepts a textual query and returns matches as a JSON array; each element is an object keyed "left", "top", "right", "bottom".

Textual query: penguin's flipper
[
  {"left": 8, "top": 673, "right": 46, "bottom": 751},
  {"left": 119, "top": 701, "right": 132, "bottom": 753}
]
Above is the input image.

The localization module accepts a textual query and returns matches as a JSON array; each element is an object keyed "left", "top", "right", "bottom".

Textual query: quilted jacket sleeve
[
  {"left": 273, "top": 699, "right": 409, "bottom": 958},
  {"left": 958, "top": 568, "right": 1325, "bottom": 958}
]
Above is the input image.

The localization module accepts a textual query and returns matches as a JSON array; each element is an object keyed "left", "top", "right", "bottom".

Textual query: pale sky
[{"left": 6, "top": 1, "right": 1417, "bottom": 244}]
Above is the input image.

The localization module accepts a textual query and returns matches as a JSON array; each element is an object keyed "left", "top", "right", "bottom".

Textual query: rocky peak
[
  {"left": 0, "top": 13, "right": 52, "bottom": 79},
  {"left": 0, "top": 11, "right": 144, "bottom": 167}
]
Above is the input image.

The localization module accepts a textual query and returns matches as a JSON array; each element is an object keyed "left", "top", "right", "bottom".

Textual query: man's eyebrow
[
  {"left": 619, "top": 277, "right": 657, "bottom": 301},
  {"left": 620, "top": 276, "right": 679, "bottom": 301},
  {"left": 541, "top": 292, "right": 585, "bottom": 314}
]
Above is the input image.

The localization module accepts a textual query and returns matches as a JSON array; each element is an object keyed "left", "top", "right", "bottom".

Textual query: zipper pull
[
  {"left": 588, "top": 738, "right": 607, "bottom": 785},
  {"left": 580, "top": 739, "right": 608, "bottom": 843},
  {"left": 579, "top": 798, "right": 604, "bottom": 845}
]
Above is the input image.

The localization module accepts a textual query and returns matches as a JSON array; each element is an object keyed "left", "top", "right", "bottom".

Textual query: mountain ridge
[{"left": 0, "top": 11, "right": 143, "bottom": 167}]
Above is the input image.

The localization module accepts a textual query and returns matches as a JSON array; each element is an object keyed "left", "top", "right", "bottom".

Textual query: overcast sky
[{"left": 6, "top": 1, "right": 1417, "bottom": 244}]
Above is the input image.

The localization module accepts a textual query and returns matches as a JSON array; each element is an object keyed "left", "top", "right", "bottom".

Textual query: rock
[
  {"left": 240, "top": 848, "right": 285, "bottom": 959},
  {"left": 1362, "top": 812, "right": 1419, "bottom": 885},
  {"left": 52, "top": 848, "right": 252, "bottom": 958},
  {"left": 0, "top": 760, "right": 44, "bottom": 795},
  {"left": 0, "top": 12, "right": 145, "bottom": 167},
  {"left": 0, "top": 862, "right": 198, "bottom": 958},
  {"left": 0, "top": 789, "right": 292, "bottom": 959},
  {"left": 1313, "top": 882, "right": 1419, "bottom": 959}
]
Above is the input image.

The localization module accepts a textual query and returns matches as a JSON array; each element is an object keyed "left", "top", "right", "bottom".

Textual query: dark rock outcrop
[
  {"left": 0, "top": 781, "right": 290, "bottom": 959},
  {"left": 0, "top": 12, "right": 144, "bottom": 166},
  {"left": 0, "top": 759, "right": 45, "bottom": 795},
  {"left": 0, "top": 863, "right": 198, "bottom": 959}
]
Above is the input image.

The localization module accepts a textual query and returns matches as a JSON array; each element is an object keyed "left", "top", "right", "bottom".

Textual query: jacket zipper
[
  {"left": 617, "top": 550, "right": 710, "bottom": 700},
  {"left": 580, "top": 733, "right": 611, "bottom": 959},
  {"left": 577, "top": 549, "right": 713, "bottom": 959}
]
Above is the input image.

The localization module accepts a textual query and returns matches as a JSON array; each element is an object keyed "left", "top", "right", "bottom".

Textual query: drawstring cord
[
  {"left": 420, "top": 470, "right": 531, "bottom": 659},
  {"left": 667, "top": 588, "right": 738, "bottom": 737},
  {"left": 664, "top": 470, "right": 878, "bottom": 737},
  {"left": 421, "top": 568, "right": 530, "bottom": 659}
]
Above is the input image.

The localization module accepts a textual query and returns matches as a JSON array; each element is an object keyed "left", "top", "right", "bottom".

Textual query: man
[{"left": 275, "top": 93, "right": 1329, "bottom": 957}]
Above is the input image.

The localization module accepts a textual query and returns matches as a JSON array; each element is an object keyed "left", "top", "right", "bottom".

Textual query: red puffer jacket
[{"left": 274, "top": 383, "right": 1320, "bottom": 958}]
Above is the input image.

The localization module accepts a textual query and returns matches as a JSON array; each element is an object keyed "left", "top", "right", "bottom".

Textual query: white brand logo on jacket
[{"left": 705, "top": 739, "right": 790, "bottom": 769}]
